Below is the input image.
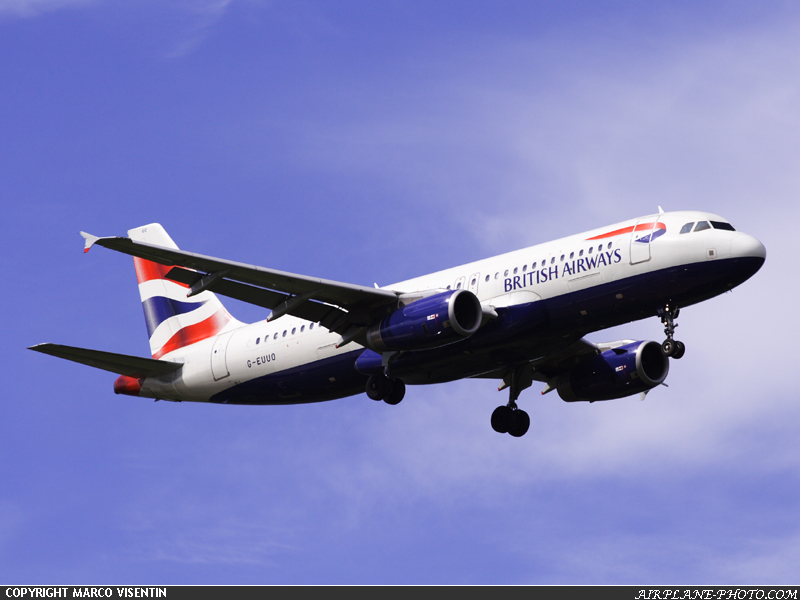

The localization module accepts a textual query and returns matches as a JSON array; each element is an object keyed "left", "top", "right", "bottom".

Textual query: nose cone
[
  {"left": 728, "top": 233, "right": 766, "bottom": 287},
  {"left": 731, "top": 233, "right": 767, "bottom": 261}
]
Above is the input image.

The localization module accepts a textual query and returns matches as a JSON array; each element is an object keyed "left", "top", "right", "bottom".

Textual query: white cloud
[
  {"left": 165, "top": 0, "right": 234, "bottom": 58},
  {"left": 0, "top": 0, "right": 96, "bottom": 17},
  {"left": 0, "top": 0, "right": 237, "bottom": 59}
]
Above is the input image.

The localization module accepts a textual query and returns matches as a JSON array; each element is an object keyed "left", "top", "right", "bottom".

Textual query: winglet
[{"left": 80, "top": 231, "right": 101, "bottom": 253}]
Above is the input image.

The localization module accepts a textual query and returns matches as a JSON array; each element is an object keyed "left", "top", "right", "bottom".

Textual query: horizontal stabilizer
[{"left": 29, "top": 343, "right": 182, "bottom": 378}]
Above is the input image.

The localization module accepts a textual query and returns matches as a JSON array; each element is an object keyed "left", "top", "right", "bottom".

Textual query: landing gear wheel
[
  {"left": 491, "top": 405, "right": 513, "bottom": 433},
  {"left": 672, "top": 340, "right": 686, "bottom": 359},
  {"left": 508, "top": 410, "right": 530, "bottom": 438},
  {"left": 384, "top": 379, "right": 405, "bottom": 405},
  {"left": 662, "top": 339, "right": 675, "bottom": 357},
  {"left": 366, "top": 375, "right": 390, "bottom": 401}
]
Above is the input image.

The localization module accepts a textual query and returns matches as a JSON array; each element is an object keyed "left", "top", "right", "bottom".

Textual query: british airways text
[{"left": 504, "top": 249, "right": 622, "bottom": 292}]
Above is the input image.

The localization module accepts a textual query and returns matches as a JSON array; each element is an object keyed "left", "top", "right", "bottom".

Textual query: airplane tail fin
[{"left": 129, "top": 224, "right": 243, "bottom": 359}]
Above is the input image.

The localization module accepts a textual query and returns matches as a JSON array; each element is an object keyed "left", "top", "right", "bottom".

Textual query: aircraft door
[
  {"left": 629, "top": 216, "right": 661, "bottom": 265},
  {"left": 468, "top": 272, "right": 480, "bottom": 296},
  {"left": 211, "top": 331, "right": 234, "bottom": 381}
]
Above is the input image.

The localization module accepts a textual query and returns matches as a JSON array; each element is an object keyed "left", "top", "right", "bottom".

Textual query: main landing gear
[
  {"left": 491, "top": 364, "right": 532, "bottom": 437},
  {"left": 491, "top": 404, "right": 530, "bottom": 438},
  {"left": 366, "top": 374, "right": 406, "bottom": 405},
  {"left": 658, "top": 304, "right": 686, "bottom": 359}
]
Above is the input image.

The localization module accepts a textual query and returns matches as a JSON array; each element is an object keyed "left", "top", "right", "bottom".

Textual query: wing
[
  {"left": 529, "top": 338, "right": 618, "bottom": 383},
  {"left": 29, "top": 343, "right": 183, "bottom": 378},
  {"left": 81, "top": 231, "right": 400, "bottom": 344},
  {"left": 474, "top": 337, "right": 637, "bottom": 394}
]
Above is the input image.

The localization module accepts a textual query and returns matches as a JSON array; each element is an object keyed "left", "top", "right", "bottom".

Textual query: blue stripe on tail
[{"left": 142, "top": 296, "right": 208, "bottom": 339}]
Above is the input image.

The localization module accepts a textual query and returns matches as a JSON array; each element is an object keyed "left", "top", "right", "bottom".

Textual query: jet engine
[
  {"left": 366, "top": 289, "right": 482, "bottom": 352},
  {"left": 556, "top": 340, "right": 669, "bottom": 402}
]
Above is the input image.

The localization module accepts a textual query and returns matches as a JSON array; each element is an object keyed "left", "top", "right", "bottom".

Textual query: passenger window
[
  {"left": 588, "top": 247, "right": 593, "bottom": 254},
  {"left": 560, "top": 255, "right": 564, "bottom": 262},
  {"left": 274, "top": 333, "right": 278, "bottom": 340},
  {"left": 494, "top": 272, "right": 499, "bottom": 279},
  {"left": 256, "top": 338, "right": 260, "bottom": 345},
  {"left": 711, "top": 221, "right": 736, "bottom": 231},
  {"left": 513, "top": 267, "right": 518, "bottom": 275},
  {"left": 456, "top": 282, "right": 462, "bottom": 289},
  {"left": 504, "top": 270, "right": 509, "bottom": 277},
  {"left": 484, "top": 275, "right": 490, "bottom": 282},
  {"left": 471, "top": 278, "right": 476, "bottom": 286},
  {"left": 292, "top": 327, "right": 296, "bottom": 335},
  {"left": 301, "top": 325, "right": 305, "bottom": 332},
  {"left": 607, "top": 241, "right": 613, "bottom": 248},
  {"left": 694, "top": 221, "right": 711, "bottom": 232},
  {"left": 680, "top": 222, "right": 694, "bottom": 234},
  {"left": 532, "top": 262, "right": 537, "bottom": 269},
  {"left": 310, "top": 323, "right": 314, "bottom": 330},
  {"left": 282, "top": 330, "right": 287, "bottom": 337},
  {"left": 579, "top": 249, "right": 584, "bottom": 257},
  {"left": 569, "top": 252, "right": 574, "bottom": 259}
]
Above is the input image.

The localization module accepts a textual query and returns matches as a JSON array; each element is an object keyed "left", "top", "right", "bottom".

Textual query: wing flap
[
  {"left": 29, "top": 343, "right": 182, "bottom": 378},
  {"left": 165, "top": 267, "right": 352, "bottom": 329},
  {"left": 469, "top": 338, "right": 600, "bottom": 383}
]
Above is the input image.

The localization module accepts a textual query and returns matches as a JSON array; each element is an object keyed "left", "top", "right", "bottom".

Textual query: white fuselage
[{"left": 138, "top": 210, "right": 765, "bottom": 403}]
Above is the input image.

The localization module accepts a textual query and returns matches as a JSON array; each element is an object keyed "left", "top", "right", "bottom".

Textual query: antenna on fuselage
[{"left": 658, "top": 206, "right": 665, "bottom": 214}]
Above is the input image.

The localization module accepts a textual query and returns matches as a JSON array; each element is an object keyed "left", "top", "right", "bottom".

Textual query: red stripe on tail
[
  {"left": 133, "top": 257, "right": 190, "bottom": 288},
  {"left": 152, "top": 310, "right": 231, "bottom": 359}
]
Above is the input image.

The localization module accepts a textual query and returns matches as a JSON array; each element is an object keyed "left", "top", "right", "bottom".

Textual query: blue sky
[{"left": 2, "top": 0, "right": 798, "bottom": 584}]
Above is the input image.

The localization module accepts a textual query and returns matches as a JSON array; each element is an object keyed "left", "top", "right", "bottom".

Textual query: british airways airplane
[{"left": 30, "top": 210, "right": 765, "bottom": 438}]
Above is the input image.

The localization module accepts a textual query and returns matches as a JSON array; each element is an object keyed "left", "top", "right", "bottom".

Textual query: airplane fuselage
[{"left": 134, "top": 210, "right": 765, "bottom": 405}]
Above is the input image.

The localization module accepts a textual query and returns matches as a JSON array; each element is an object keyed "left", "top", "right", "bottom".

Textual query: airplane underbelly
[{"left": 208, "top": 349, "right": 366, "bottom": 405}]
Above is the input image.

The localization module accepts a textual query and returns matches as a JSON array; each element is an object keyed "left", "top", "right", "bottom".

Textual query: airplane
[{"left": 30, "top": 210, "right": 766, "bottom": 438}]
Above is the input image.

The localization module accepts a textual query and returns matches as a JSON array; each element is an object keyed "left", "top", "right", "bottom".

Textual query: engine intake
[
  {"left": 557, "top": 340, "right": 669, "bottom": 402},
  {"left": 366, "top": 289, "right": 482, "bottom": 352}
]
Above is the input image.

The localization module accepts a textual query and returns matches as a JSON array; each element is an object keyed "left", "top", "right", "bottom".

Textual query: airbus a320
[{"left": 30, "top": 210, "right": 766, "bottom": 438}]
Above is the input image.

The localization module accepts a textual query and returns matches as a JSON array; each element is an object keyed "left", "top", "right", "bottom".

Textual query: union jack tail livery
[{"left": 129, "top": 224, "right": 242, "bottom": 359}]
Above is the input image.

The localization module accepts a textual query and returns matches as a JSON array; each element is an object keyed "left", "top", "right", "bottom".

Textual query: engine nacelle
[
  {"left": 556, "top": 340, "right": 669, "bottom": 402},
  {"left": 366, "top": 289, "right": 482, "bottom": 352}
]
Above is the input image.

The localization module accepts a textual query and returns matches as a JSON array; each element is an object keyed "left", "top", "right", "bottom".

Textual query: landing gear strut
[
  {"left": 366, "top": 374, "right": 406, "bottom": 405},
  {"left": 491, "top": 364, "right": 532, "bottom": 437},
  {"left": 658, "top": 304, "right": 686, "bottom": 359}
]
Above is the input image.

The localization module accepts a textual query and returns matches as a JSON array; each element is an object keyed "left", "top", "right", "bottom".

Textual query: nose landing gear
[{"left": 658, "top": 304, "right": 686, "bottom": 359}]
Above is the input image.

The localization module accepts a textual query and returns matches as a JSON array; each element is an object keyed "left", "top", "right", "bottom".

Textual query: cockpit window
[
  {"left": 694, "top": 221, "right": 711, "bottom": 232},
  {"left": 680, "top": 222, "right": 694, "bottom": 234},
  {"left": 711, "top": 221, "right": 736, "bottom": 231}
]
